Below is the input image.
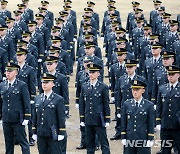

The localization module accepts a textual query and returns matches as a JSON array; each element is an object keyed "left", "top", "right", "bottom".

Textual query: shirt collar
[
  {"left": 8, "top": 78, "right": 16, "bottom": 85},
  {"left": 170, "top": 81, "right": 178, "bottom": 89},
  {"left": 119, "top": 61, "right": 125, "bottom": 67},
  {"left": 90, "top": 79, "right": 98, "bottom": 87},
  {"left": 44, "top": 90, "right": 53, "bottom": 99},
  {"left": 153, "top": 55, "right": 161, "bottom": 62},
  {"left": 128, "top": 72, "right": 136, "bottom": 80},
  {"left": 19, "top": 62, "right": 25, "bottom": 69},
  {"left": 134, "top": 97, "right": 143, "bottom": 105}
]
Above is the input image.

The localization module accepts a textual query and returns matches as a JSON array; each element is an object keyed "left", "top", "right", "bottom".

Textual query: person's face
[
  {"left": 52, "top": 41, "right": 61, "bottom": 47},
  {"left": 1, "top": 4, "right": 7, "bottom": 9},
  {"left": 132, "top": 88, "right": 145, "bottom": 100},
  {"left": 14, "top": 14, "right": 21, "bottom": 21},
  {"left": 137, "top": 22, "right": 143, "bottom": 28},
  {"left": 85, "top": 47, "right": 94, "bottom": 56},
  {"left": 6, "top": 21, "right": 14, "bottom": 28},
  {"left": 6, "top": 70, "right": 18, "bottom": 80},
  {"left": 162, "top": 57, "right": 174, "bottom": 67},
  {"left": 41, "top": 4, "right": 48, "bottom": 9},
  {"left": 117, "top": 54, "right": 126, "bottom": 62},
  {"left": 85, "top": 37, "right": 93, "bottom": 42},
  {"left": 116, "top": 32, "right": 125, "bottom": 37},
  {"left": 36, "top": 18, "right": 43, "bottom": 25},
  {"left": 28, "top": 25, "right": 36, "bottom": 32},
  {"left": 170, "top": 25, "right": 178, "bottom": 32},
  {"left": 132, "top": 5, "right": 138, "bottom": 11},
  {"left": 154, "top": 4, "right": 160, "bottom": 10},
  {"left": 16, "top": 54, "right": 27, "bottom": 63},
  {"left": 163, "top": 17, "right": 169, "bottom": 24},
  {"left": 22, "top": 35, "right": 30, "bottom": 42},
  {"left": 18, "top": 7, "right": 25, "bottom": 12},
  {"left": 152, "top": 48, "right": 161, "bottom": 56},
  {"left": 144, "top": 29, "right": 151, "bottom": 36},
  {"left": 83, "top": 61, "right": 91, "bottom": 69},
  {"left": 168, "top": 73, "right": 179, "bottom": 84},
  {"left": 89, "top": 71, "right": 100, "bottom": 80},
  {"left": 62, "top": 16, "right": 67, "bottom": 21},
  {"left": 0, "top": 29, "right": 6, "bottom": 36},
  {"left": 51, "top": 31, "right": 60, "bottom": 36},
  {"left": 46, "top": 62, "right": 57, "bottom": 72},
  {"left": 49, "top": 52, "right": 59, "bottom": 57},
  {"left": 126, "top": 66, "right": 137, "bottom": 75},
  {"left": 117, "top": 42, "right": 126, "bottom": 48},
  {"left": 42, "top": 81, "right": 54, "bottom": 91}
]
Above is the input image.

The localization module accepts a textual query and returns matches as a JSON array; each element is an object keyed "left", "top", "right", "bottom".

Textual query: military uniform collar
[
  {"left": 128, "top": 72, "right": 136, "bottom": 80},
  {"left": 44, "top": 90, "right": 53, "bottom": 100},
  {"left": 19, "top": 62, "right": 26, "bottom": 69},
  {"left": 153, "top": 55, "right": 161, "bottom": 62},
  {"left": 134, "top": 97, "right": 143, "bottom": 107},
  {"left": 90, "top": 79, "right": 98, "bottom": 87},
  {"left": 169, "top": 81, "right": 178, "bottom": 89},
  {"left": 118, "top": 61, "right": 125, "bottom": 67},
  {"left": 8, "top": 78, "right": 16, "bottom": 86}
]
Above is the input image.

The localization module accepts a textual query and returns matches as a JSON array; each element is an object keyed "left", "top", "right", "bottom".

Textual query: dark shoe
[
  {"left": 29, "top": 138, "right": 35, "bottom": 146},
  {"left": 110, "top": 134, "right": 121, "bottom": 140},
  {"left": 95, "top": 146, "right": 99, "bottom": 151},
  {"left": 156, "top": 150, "right": 162, "bottom": 154},
  {"left": 76, "top": 145, "right": 86, "bottom": 150}
]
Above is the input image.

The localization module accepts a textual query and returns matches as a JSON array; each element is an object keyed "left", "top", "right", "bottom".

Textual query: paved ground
[{"left": 0, "top": 0, "right": 180, "bottom": 153}]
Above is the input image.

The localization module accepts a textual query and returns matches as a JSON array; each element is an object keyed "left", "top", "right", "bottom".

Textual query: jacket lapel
[
  {"left": 135, "top": 98, "right": 145, "bottom": 115},
  {"left": 7, "top": 79, "right": 18, "bottom": 95},
  {"left": 90, "top": 81, "right": 100, "bottom": 97},
  {"left": 170, "top": 82, "right": 180, "bottom": 97},
  {"left": 43, "top": 92, "right": 55, "bottom": 108}
]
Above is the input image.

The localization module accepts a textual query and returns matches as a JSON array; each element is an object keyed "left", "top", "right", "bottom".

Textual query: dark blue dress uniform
[
  {"left": 164, "top": 20, "right": 179, "bottom": 50},
  {"left": 0, "top": 46, "right": 8, "bottom": 76},
  {"left": 0, "top": 25, "right": 15, "bottom": 61},
  {"left": 0, "top": 1, "right": 11, "bottom": 20},
  {"left": 79, "top": 63, "right": 110, "bottom": 154},
  {"left": 35, "top": 14, "right": 50, "bottom": 51},
  {"left": 143, "top": 43, "right": 163, "bottom": 100},
  {"left": 173, "top": 40, "right": 180, "bottom": 67},
  {"left": 149, "top": 0, "right": 162, "bottom": 25},
  {"left": 156, "top": 13, "right": 171, "bottom": 46},
  {"left": 32, "top": 76, "right": 66, "bottom": 154},
  {"left": 0, "top": 63, "right": 31, "bottom": 154},
  {"left": 109, "top": 49, "right": 127, "bottom": 98},
  {"left": 121, "top": 79, "right": 155, "bottom": 154},
  {"left": 156, "top": 66, "right": 180, "bottom": 153},
  {"left": 151, "top": 51, "right": 175, "bottom": 104}
]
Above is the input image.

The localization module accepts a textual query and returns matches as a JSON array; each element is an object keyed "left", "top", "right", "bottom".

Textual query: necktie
[
  {"left": 135, "top": 102, "right": 139, "bottom": 112},
  {"left": 43, "top": 95, "right": 47, "bottom": 106},
  {"left": 128, "top": 77, "right": 131, "bottom": 83},
  {"left": 154, "top": 59, "right": 157, "bottom": 64},
  {"left": 8, "top": 83, "right": 11, "bottom": 90},
  {"left": 170, "top": 85, "right": 173, "bottom": 95}
]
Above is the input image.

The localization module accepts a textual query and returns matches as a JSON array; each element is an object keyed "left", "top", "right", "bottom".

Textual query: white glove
[
  {"left": 30, "top": 100, "right": 34, "bottom": 104},
  {"left": 65, "top": 110, "right": 68, "bottom": 114},
  {"left": 105, "top": 122, "right": 110, "bottom": 127},
  {"left": 80, "top": 122, "right": 85, "bottom": 127},
  {"left": 73, "top": 38, "right": 77, "bottom": 41},
  {"left": 22, "top": 120, "right": 29, "bottom": 126},
  {"left": 58, "top": 135, "right": 64, "bottom": 141},
  {"left": 146, "top": 140, "right": 154, "bottom": 147},
  {"left": 75, "top": 104, "right": 79, "bottom": 109},
  {"left": 122, "top": 139, "right": 127, "bottom": 146},
  {"left": 32, "top": 134, "right": 37, "bottom": 141},
  {"left": 156, "top": 125, "right": 161, "bottom": 131},
  {"left": 101, "top": 37, "right": 104, "bottom": 41},
  {"left": 3, "top": 77, "right": 6, "bottom": 81},
  {"left": 111, "top": 97, "right": 115, "bottom": 102},
  {"left": 38, "top": 59, "right": 42, "bottom": 63},
  {"left": 154, "top": 105, "right": 156, "bottom": 110},
  {"left": 117, "top": 114, "right": 121, "bottom": 118}
]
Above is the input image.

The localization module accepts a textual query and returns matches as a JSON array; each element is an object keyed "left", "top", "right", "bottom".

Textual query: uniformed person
[
  {"left": 22, "top": 0, "right": 34, "bottom": 21},
  {"left": 79, "top": 63, "right": 111, "bottom": 154},
  {"left": 121, "top": 79, "right": 155, "bottom": 154},
  {"left": 6, "top": 17, "right": 22, "bottom": 51},
  {"left": 173, "top": 30, "right": 180, "bottom": 67},
  {"left": 149, "top": 0, "right": 162, "bottom": 25},
  {"left": 0, "top": 25, "right": 15, "bottom": 61},
  {"left": 15, "top": 48, "right": 37, "bottom": 146},
  {"left": 156, "top": 65, "right": 180, "bottom": 154},
  {"left": 0, "top": 0, "right": 11, "bottom": 20},
  {"left": 164, "top": 20, "right": 179, "bottom": 51},
  {"left": 0, "top": 62, "right": 31, "bottom": 154},
  {"left": 32, "top": 73, "right": 66, "bottom": 154},
  {"left": 143, "top": 42, "right": 163, "bottom": 100},
  {"left": 17, "top": 3, "right": 30, "bottom": 24},
  {"left": 111, "top": 59, "right": 147, "bottom": 140}
]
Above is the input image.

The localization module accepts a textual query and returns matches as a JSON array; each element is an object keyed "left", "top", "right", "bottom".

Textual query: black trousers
[
  {"left": 85, "top": 125, "right": 110, "bottom": 154},
  {"left": 59, "top": 132, "right": 67, "bottom": 154},
  {"left": 37, "top": 136, "right": 62, "bottom": 154},
  {"left": 161, "top": 129, "right": 180, "bottom": 154},
  {"left": 125, "top": 146, "right": 151, "bottom": 154},
  {"left": 80, "top": 126, "right": 100, "bottom": 147},
  {"left": 3, "top": 122, "right": 30, "bottom": 154}
]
